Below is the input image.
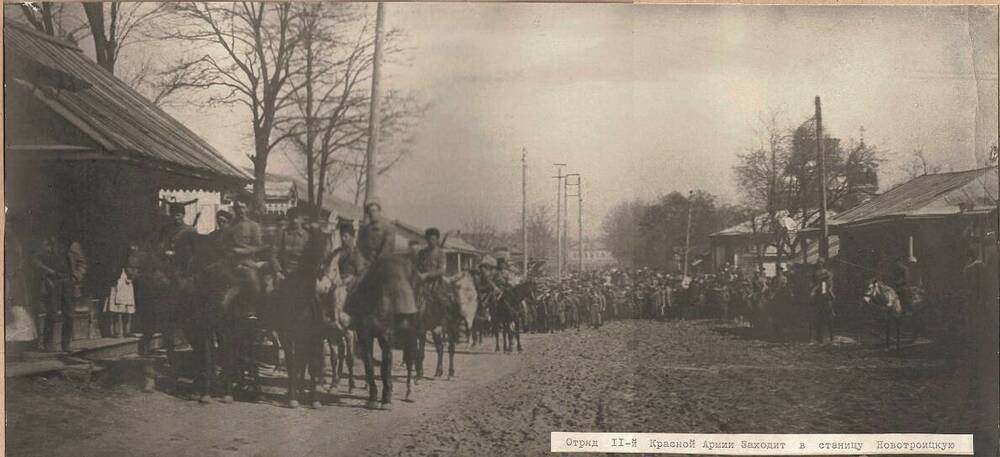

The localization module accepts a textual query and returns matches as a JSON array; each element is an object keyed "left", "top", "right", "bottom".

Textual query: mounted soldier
[
  {"left": 139, "top": 199, "right": 197, "bottom": 361},
  {"left": 347, "top": 197, "right": 420, "bottom": 408},
  {"left": 412, "top": 229, "right": 444, "bottom": 373},
  {"left": 887, "top": 256, "right": 914, "bottom": 311},
  {"left": 318, "top": 219, "right": 363, "bottom": 392},
  {"left": 270, "top": 205, "right": 329, "bottom": 408},
  {"left": 357, "top": 197, "right": 398, "bottom": 273},
  {"left": 222, "top": 196, "right": 267, "bottom": 319},
  {"left": 471, "top": 257, "right": 498, "bottom": 346}
]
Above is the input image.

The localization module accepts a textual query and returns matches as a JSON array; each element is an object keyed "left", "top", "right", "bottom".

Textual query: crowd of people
[{"left": 491, "top": 261, "right": 840, "bottom": 343}]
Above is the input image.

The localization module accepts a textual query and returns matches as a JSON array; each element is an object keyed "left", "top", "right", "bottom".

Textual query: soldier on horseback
[
  {"left": 271, "top": 205, "right": 329, "bottom": 408},
  {"left": 887, "top": 256, "right": 914, "bottom": 312},
  {"left": 471, "top": 258, "right": 499, "bottom": 346},
  {"left": 357, "top": 197, "right": 398, "bottom": 271},
  {"left": 140, "top": 200, "right": 197, "bottom": 360},
  {"left": 222, "top": 197, "right": 266, "bottom": 319}
]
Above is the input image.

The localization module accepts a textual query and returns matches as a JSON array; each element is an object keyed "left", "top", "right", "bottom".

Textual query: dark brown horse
[
  {"left": 415, "top": 272, "right": 477, "bottom": 380},
  {"left": 168, "top": 232, "right": 262, "bottom": 404},
  {"left": 346, "top": 255, "right": 419, "bottom": 409},
  {"left": 494, "top": 281, "right": 533, "bottom": 352}
]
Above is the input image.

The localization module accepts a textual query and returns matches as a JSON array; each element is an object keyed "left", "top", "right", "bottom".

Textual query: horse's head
[{"left": 861, "top": 278, "right": 881, "bottom": 304}]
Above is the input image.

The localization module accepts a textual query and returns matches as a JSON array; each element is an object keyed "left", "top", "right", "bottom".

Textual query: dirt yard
[{"left": 6, "top": 319, "right": 996, "bottom": 457}]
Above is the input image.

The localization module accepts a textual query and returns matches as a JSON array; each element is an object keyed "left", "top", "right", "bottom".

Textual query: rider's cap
[
  {"left": 364, "top": 197, "right": 382, "bottom": 211},
  {"left": 425, "top": 227, "right": 440, "bottom": 239},
  {"left": 216, "top": 209, "right": 233, "bottom": 222}
]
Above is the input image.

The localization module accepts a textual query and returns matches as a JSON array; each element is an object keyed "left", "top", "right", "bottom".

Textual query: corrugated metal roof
[
  {"left": 4, "top": 21, "right": 250, "bottom": 183},
  {"left": 829, "top": 167, "right": 998, "bottom": 228},
  {"left": 710, "top": 210, "right": 828, "bottom": 238}
]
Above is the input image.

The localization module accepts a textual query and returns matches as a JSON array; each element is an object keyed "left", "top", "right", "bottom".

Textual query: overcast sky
[{"left": 152, "top": 4, "right": 998, "bottom": 237}]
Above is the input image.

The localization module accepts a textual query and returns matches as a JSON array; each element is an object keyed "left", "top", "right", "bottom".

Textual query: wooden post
[
  {"left": 552, "top": 164, "right": 566, "bottom": 276},
  {"left": 363, "top": 2, "right": 386, "bottom": 212},
  {"left": 816, "top": 96, "right": 830, "bottom": 260},
  {"left": 578, "top": 181, "right": 583, "bottom": 272},
  {"left": 683, "top": 190, "right": 694, "bottom": 277},
  {"left": 522, "top": 148, "right": 528, "bottom": 277}
]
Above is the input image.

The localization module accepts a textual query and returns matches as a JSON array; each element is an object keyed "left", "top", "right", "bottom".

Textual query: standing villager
[
  {"left": 104, "top": 268, "right": 136, "bottom": 338},
  {"left": 33, "top": 236, "right": 76, "bottom": 352},
  {"left": 5, "top": 219, "right": 37, "bottom": 348},
  {"left": 810, "top": 258, "right": 835, "bottom": 344}
]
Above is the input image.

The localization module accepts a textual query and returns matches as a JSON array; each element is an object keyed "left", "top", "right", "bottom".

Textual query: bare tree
[
  {"left": 734, "top": 110, "right": 792, "bottom": 265},
  {"left": 81, "top": 3, "right": 165, "bottom": 74},
  {"left": 157, "top": 3, "right": 303, "bottom": 209},
  {"left": 11, "top": 2, "right": 86, "bottom": 42},
  {"left": 462, "top": 211, "right": 504, "bottom": 252},
  {"left": 901, "top": 148, "right": 945, "bottom": 179},
  {"left": 280, "top": 4, "right": 422, "bottom": 215},
  {"left": 12, "top": 2, "right": 163, "bottom": 75}
]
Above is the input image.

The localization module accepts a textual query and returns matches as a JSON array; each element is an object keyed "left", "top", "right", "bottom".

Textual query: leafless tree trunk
[
  {"left": 158, "top": 3, "right": 302, "bottom": 210},
  {"left": 280, "top": 4, "right": 422, "bottom": 215}
]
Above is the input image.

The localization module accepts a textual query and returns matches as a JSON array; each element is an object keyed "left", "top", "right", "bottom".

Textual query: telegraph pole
[
  {"left": 552, "top": 163, "right": 566, "bottom": 276},
  {"left": 562, "top": 177, "right": 569, "bottom": 272},
  {"left": 683, "top": 190, "right": 694, "bottom": 278},
  {"left": 363, "top": 2, "right": 386, "bottom": 214},
  {"left": 566, "top": 174, "right": 582, "bottom": 272},
  {"left": 816, "top": 96, "right": 829, "bottom": 260},
  {"left": 577, "top": 177, "right": 583, "bottom": 272},
  {"left": 522, "top": 148, "right": 528, "bottom": 278}
]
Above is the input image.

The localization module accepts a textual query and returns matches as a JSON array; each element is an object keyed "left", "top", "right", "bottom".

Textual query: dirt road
[{"left": 7, "top": 320, "right": 993, "bottom": 457}]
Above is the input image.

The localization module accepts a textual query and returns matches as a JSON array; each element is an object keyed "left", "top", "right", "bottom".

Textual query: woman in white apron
[{"left": 105, "top": 269, "right": 136, "bottom": 338}]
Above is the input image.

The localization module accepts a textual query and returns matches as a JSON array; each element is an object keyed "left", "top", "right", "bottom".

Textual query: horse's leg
[
  {"left": 447, "top": 323, "right": 457, "bottom": 379},
  {"left": 494, "top": 320, "right": 501, "bottom": 352},
  {"left": 308, "top": 333, "right": 323, "bottom": 409},
  {"left": 284, "top": 335, "right": 300, "bottom": 408},
  {"left": 515, "top": 317, "right": 523, "bottom": 352},
  {"left": 271, "top": 329, "right": 285, "bottom": 371},
  {"left": 433, "top": 329, "right": 444, "bottom": 378},
  {"left": 248, "top": 324, "right": 263, "bottom": 400},
  {"left": 403, "top": 323, "right": 416, "bottom": 403},
  {"left": 223, "top": 326, "right": 239, "bottom": 403},
  {"left": 379, "top": 332, "right": 394, "bottom": 408},
  {"left": 414, "top": 324, "right": 425, "bottom": 381},
  {"left": 358, "top": 326, "right": 378, "bottom": 409},
  {"left": 332, "top": 335, "right": 344, "bottom": 390},
  {"left": 345, "top": 331, "right": 356, "bottom": 392},
  {"left": 507, "top": 321, "right": 514, "bottom": 353},
  {"left": 198, "top": 329, "right": 214, "bottom": 403}
]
